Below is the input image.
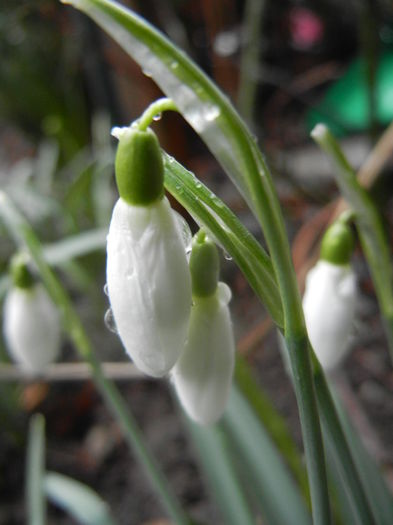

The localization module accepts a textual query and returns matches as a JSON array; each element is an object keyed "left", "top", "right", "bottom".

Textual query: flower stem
[{"left": 137, "top": 97, "right": 178, "bottom": 131}]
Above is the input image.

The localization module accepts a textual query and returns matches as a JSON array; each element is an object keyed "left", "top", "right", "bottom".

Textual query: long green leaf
[
  {"left": 311, "top": 124, "right": 393, "bottom": 359},
  {"left": 44, "top": 472, "right": 117, "bottom": 525},
  {"left": 26, "top": 414, "right": 46, "bottom": 525},
  {"left": 42, "top": 228, "right": 107, "bottom": 265},
  {"left": 331, "top": 386, "right": 393, "bottom": 524},
  {"left": 185, "top": 418, "right": 256, "bottom": 525},
  {"left": 163, "top": 153, "right": 284, "bottom": 328},
  {"left": 224, "top": 387, "right": 312, "bottom": 525},
  {"left": 234, "top": 357, "right": 310, "bottom": 504},
  {"left": 0, "top": 191, "right": 191, "bottom": 525},
  {"left": 313, "top": 368, "right": 376, "bottom": 525}
]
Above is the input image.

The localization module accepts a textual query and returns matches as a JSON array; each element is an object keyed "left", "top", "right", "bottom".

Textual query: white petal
[
  {"left": 303, "top": 260, "right": 357, "bottom": 370},
  {"left": 172, "top": 286, "right": 235, "bottom": 425},
  {"left": 106, "top": 196, "right": 192, "bottom": 377},
  {"left": 3, "top": 284, "right": 61, "bottom": 373}
]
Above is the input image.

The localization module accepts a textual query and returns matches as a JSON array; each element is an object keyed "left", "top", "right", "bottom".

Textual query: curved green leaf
[
  {"left": 185, "top": 419, "right": 256, "bottom": 525},
  {"left": 224, "top": 387, "right": 312, "bottom": 525},
  {"left": 44, "top": 472, "right": 117, "bottom": 525},
  {"left": 163, "top": 153, "right": 284, "bottom": 328}
]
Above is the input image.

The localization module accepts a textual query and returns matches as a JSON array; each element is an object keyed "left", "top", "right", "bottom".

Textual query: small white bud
[
  {"left": 3, "top": 283, "right": 61, "bottom": 373},
  {"left": 172, "top": 283, "right": 235, "bottom": 425},
  {"left": 106, "top": 196, "right": 192, "bottom": 377},
  {"left": 303, "top": 260, "right": 357, "bottom": 371}
]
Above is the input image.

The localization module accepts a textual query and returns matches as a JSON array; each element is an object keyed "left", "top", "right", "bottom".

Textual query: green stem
[
  {"left": 137, "top": 97, "right": 178, "bottom": 131},
  {"left": 237, "top": 0, "right": 266, "bottom": 123},
  {"left": 26, "top": 414, "right": 46, "bottom": 525},
  {"left": 313, "top": 363, "right": 376, "bottom": 525},
  {"left": 0, "top": 192, "right": 191, "bottom": 525}
]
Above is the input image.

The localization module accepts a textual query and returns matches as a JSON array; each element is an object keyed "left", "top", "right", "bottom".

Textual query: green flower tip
[
  {"left": 320, "top": 221, "right": 355, "bottom": 265},
  {"left": 10, "top": 257, "right": 35, "bottom": 289},
  {"left": 189, "top": 231, "right": 219, "bottom": 298},
  {"left": 113, "top": 126, "right": 164, "bottom": 206}
]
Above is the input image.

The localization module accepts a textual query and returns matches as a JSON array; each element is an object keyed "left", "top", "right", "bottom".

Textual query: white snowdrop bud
[
  {"left": 303, "top": 260, "right": 357, "bottom": 371},
  {"left": 172, "top": 282, "right": 235, "bottom": 425},
  {"left": 106, "top": 126, "right": 191, "bottom": 377},
  {"left": 172, "top": 233, "right": 235, "bottom": 425},
  {"left": 3, "top": 283, "right": 61, "bottom": 373}
]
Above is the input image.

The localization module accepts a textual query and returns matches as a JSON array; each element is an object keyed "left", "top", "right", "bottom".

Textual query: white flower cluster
[
  {"left": 106, "top": 195, "right": 235, "bottom": 424},
  {"left": 105, "top": 125, "right": 235, "bottom": 425}
]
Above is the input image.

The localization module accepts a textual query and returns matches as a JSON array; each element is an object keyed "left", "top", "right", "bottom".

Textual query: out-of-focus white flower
[
  {"left": 3, "top": 283, "right": 61, "bottom": 373},
  {"left": 172, "top": 232, "right": 235, "bottom": 425},
  {"left": 303, "top": 260, "right": 357, "bottom": 370},
  {"left": 106, "top": 196, "right": 191, "bottom": 377}
]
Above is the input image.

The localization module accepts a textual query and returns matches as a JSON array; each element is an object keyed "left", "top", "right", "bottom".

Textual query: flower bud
[
  {"left": 172, "top": 234, "right": 235, "bottom": 425},
  {"left": 106, "top": 126, "right": 192, "bottom": 377},
  {"left": 320, "top": 221, "right": 355, "bottom": 265},
  {"left": 3, "top": 283, "right": 61, "bottom": 373},
  {"left": 303, "top": 260, "right": 356, "bottom": 370},
  {"left": 112, "top": 126, "right": 164, "bottom": 206}
]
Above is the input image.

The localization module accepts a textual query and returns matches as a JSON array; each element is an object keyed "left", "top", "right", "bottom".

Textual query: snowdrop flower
[
  {"left": 3, "top": 261, "right": 60, "bottom": 373},
  {"left": 172, "top": 231, "right": 235, "bottom": 425},
  {"left": 303, "top": 221, "right": 357, "bottom": 371},
  {"left": 106, "top": 126, "right": 191, "bottom": 377}
]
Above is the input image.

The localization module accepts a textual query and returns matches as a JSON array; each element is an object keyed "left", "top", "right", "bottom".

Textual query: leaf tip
[{"left": 310, "top": 123, "right": 328, "bottom": 142}]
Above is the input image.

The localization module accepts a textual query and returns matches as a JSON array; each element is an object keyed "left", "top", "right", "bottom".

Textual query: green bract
[
  {"left": 320, "top": 221, "right": 355, "bottom": 265},
  {"left": 114, "top": 127, "right": 164, "bottom": 205},
  {"left": 10, "top": 256, "right": 34, "bottom": 289},
  {"left": 189, "top": 231, "right": 219, "bottom": 297}
]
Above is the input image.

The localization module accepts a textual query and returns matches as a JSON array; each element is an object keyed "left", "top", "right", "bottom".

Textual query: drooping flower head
[
  {"left": 106, "top": 126, "right": 192, "bottom": 377},
  {"left": 172, "top": 231, "right": 235, "bottom": 424},
  {"left": 3, "top": 257, "right": 61, "bottom": 373},
  {"left": 303, "top": 219, "right": 357, "bottom": 371}
]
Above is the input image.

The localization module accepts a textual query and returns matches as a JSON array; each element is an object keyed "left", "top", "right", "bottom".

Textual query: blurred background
[{"left": 1, "top": 0, "right": 393, "bottom": 523}]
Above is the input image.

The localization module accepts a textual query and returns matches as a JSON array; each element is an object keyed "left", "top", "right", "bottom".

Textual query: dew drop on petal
[
  {"left": 217, "top": 282, "right": 232, "bottom": 305},
  {"left": 153, "top": 112, "right": 162, "bottom": 121},
  {"left": 103, "top": 283, "right": 109, "bottom": 296},
  {"left": 104, "top": 308, "right": 118, "bottom": 334}
]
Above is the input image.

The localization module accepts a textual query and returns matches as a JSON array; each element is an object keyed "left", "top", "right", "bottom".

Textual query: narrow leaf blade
[
  {"left": 44, "top": 472, "right": 117, "bottom": 525},
  {"left": 26, "top": 414, "right": 46, "bottom": 525}
]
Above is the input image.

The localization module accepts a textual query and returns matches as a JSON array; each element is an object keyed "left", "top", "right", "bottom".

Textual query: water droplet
[
  {"left": 205, "top": 104, "right": 220, "bottom": 122},
  {"left": 213, "top": 30, "right": 239, "bottom": 57},
  {"left": 170, "top": 60, "right": 179, "bottom": 70},
  {"left": 103, "top": 283, "right": 109, "bottom": 296},
  {"left": 142, "top": 68, "right": 152, "bottom": 77},
  {"left": 224, "top": 251, "right": 233, "bottom": 261},
  {"left": 217, "top": 282, "right": 232, "bottom": 305},
  {"left": 195, "top": 182, "right": 202, "bottom": 189},
  {"left": 104, "top": 308, "right": 118, "bottom": 334},
  {"left": 153, "top": 112, "right": 162, "bottom": 121}
]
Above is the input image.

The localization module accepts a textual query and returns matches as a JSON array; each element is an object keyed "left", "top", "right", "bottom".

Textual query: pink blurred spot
[{"left": 289, "top": 7, "right": 324, "bottom": 49}]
